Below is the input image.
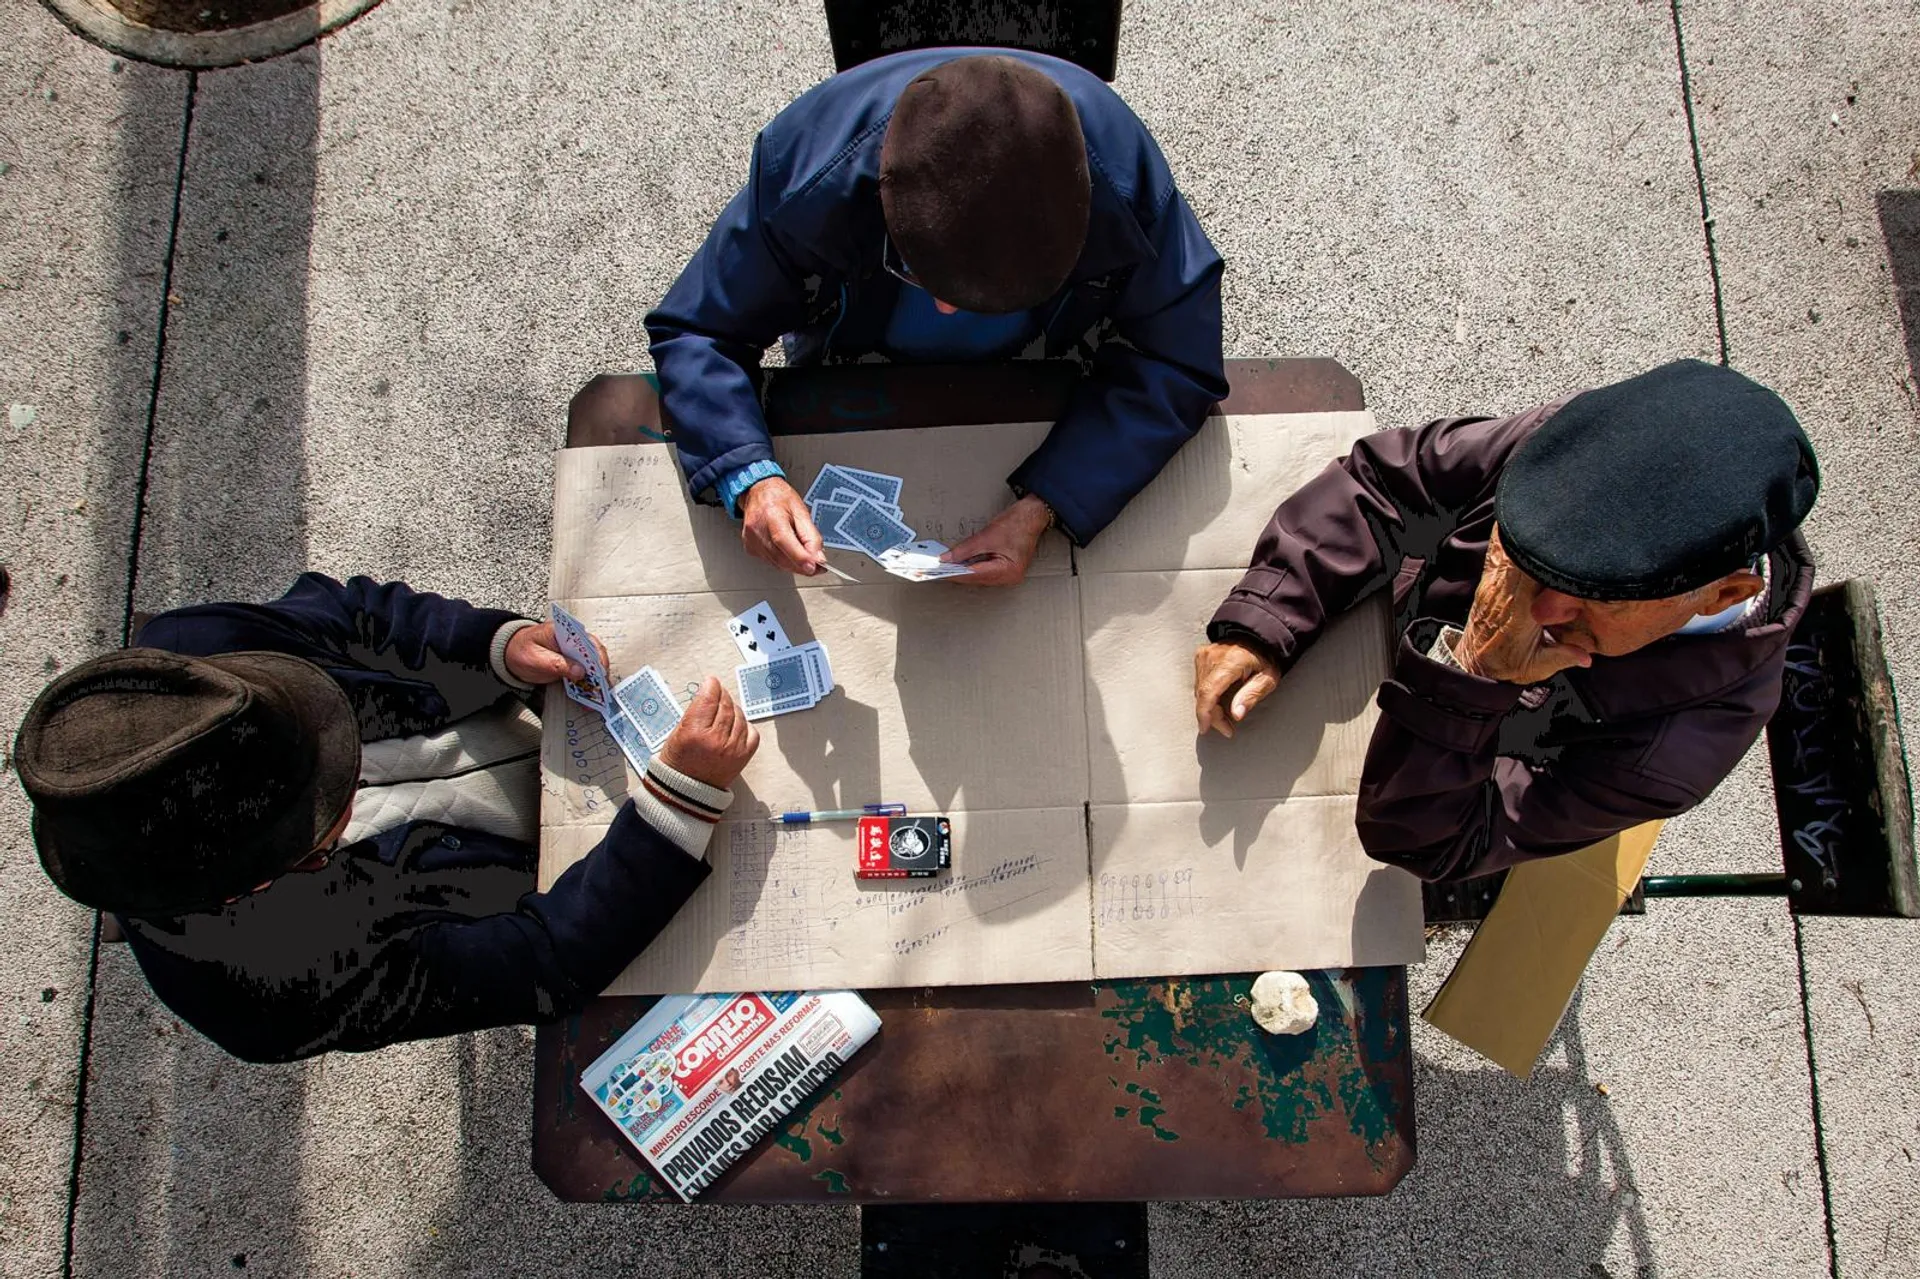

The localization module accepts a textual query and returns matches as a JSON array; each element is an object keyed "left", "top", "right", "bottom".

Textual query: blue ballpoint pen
[{"left": 777, "top": 803, "right": 906, "bottom": 824}]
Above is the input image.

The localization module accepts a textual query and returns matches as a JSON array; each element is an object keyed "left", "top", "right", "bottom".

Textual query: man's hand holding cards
[
  {"left": 801, "top": 463, "right": 973, "bottom": 581},
  {"left": 875, "top": 541, "right": 975, "bottom": 581},
  {"left": 551, "top": 602, "right": 690, "bottom": 775},
  {"left": 550, "top": 602, "right": 615, "bottom": 713}
]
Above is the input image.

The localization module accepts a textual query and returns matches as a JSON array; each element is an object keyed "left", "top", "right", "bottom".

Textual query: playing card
[
  {"left": 787, "top": 640, "right": 834, "bottom": 695},
  {"left": 726, "top": 600, "right": 792, "bottom": 663},
  {"left": 830, "top": 487, "right": 896, "bottom": 510},
  {"left": 839, "top": 494, "right": 916, "bottom": 558},
  {"left": 878, "top": 541, "right": 949, "bottom": 568},
  {"left": 830, "top": 465, "right": 905, "bottom": 506},
  {"left": 809, "top": 501, "right": 860, "bottom": 552},
  {"left": 549, "top": 603, "right": 610, "bottom": 712},
  {"left": 804, "top": 464, "right": 884, "bottom": 508},
  {"left": 736, "top": 650, "right": 821, "bottom": 720},
  {"left": 816, "top": 560, "right": 858, "bottom": 582},
  {"left": 883, "top": 560, "right": 976, "bottom": 582},
  {"left": 612, "top": 666, "right": 683, "bottom": 749},
  {"left": 877, "top": 541, "right": 974, "bottom": 581},
  {"left": 604, "top": 707, "right": 653, "bottom": 774}
]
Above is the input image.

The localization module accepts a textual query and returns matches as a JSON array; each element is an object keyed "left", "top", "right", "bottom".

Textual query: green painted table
[{"left": 532, "top": 358, "right": 1417, "bottom": 1203}]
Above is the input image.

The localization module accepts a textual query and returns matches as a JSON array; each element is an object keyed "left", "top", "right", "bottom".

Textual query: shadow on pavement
[
  {"left": 72, "top": 44, "right": 323, "bottom": 1279},
  {"left": 1877, "top": 190, "right": 1920, "bottom": 386}
]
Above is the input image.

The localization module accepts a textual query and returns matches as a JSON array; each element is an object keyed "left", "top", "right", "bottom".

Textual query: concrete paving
[
  {"left": 1799, "top": 919, "right": 1920, "bottom": 1278},
  {"left": 3, "top": 0, "right": 1916, "bottom": 1274},
  {"left": 75, "top": 4, "right": 861, "bottom": 1275},
  {"left": 131, "top": 0, "right": 833, "bottom": 618},
  {"left": 1117, "top": 0, "right": 1722, "bottom": 442},
  {"left": 0, "top": 3, "right": 186, "bottom": 1273},
  {"left": 1684, "top": 2, "right": 1920, "bottom": 1273}
]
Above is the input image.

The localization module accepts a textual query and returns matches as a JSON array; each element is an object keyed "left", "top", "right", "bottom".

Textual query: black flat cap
[
  {"left": 1494, "top": 359, "right": 1820, "bottom": 601},
  {"left": 880, "top": 54, "right": 1091, "bottom": 314}
]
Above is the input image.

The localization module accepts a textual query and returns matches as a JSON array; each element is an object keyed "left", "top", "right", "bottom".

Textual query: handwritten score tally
[{"left": 540, "top": 414, "right": 1426, "bottom": 994}]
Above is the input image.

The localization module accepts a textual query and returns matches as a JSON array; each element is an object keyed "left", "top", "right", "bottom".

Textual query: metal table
[{"left": 532, "top": 357, "right": 1415, "bottom": 1203}]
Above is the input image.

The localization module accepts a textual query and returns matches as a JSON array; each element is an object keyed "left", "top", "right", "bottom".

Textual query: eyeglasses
[{"left": 881, "top": 234, "right": 920, "bottom": 289}]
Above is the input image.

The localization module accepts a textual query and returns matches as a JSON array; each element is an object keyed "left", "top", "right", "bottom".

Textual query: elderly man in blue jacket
[
  {"left": 14, "top": 574, "right": 755, "bottom": 1063},
  {"left": 648, "top": 49, "right": 1227, "bottom": 586}
]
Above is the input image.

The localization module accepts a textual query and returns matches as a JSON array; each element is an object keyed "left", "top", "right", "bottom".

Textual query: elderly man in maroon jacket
[{"left": 1194, "top": 359, "right": 1821, "bottom": 882}]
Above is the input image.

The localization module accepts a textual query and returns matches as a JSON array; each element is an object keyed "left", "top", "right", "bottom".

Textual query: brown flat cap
[
  {"left": 880, "top": 55, "right": 1092, "bottom": 314},
  {"left": 15, "top": 649, "right": 360, "bottom": 917}
]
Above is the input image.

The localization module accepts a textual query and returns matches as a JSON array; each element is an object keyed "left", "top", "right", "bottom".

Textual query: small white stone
[
  {"left": 1248, "top": 970, "right": 1319, "bottom": 1035},
  {"left": 8, "top": 403, "right": 37, "bottom": 429}
]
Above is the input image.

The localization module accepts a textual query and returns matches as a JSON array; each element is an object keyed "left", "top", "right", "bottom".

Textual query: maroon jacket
[{"left": 1209, "top": 399, "right": 1815, "bottom": 882}]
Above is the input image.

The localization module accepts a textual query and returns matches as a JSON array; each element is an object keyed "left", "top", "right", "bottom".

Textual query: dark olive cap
[
  {"left": 1494, "top": 359, "right": 1820, "bottom": 601},
  {"left": 14, "top": 649, "right": 360, "bottom": 917},
  {"left": 879, "top": 54, "right": 1091, "bottom": 314}
]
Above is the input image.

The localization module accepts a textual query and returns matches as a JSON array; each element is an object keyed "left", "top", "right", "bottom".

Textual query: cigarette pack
[{"left": 856, "top": 814, "right": 951, "bottom": 879}]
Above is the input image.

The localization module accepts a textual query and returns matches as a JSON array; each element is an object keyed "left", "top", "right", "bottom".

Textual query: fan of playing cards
[
  {"left": 551, "top": 603, "right": 688, "bottom": 773},
  {"left": 727, "top": 599, "right": 835, "bottom": 720},
  {"left": 803, "top": 463, "right": 975, "bottom": 581}
]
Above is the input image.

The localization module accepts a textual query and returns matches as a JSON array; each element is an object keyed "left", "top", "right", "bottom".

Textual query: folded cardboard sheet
[
  {"left": 541, "top": 412, "right": 1426, "bottom": 994},
  {"left": 1423, "top": 822, "right": 1663, "bottom": 1075}
]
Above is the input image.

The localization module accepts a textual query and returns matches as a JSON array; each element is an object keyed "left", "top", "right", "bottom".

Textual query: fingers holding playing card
[
  {"left": 876, "top": 542, "right": 973, "bottom": 581},
  {"left": 941, "top": 495, "right": 1053, "bottom": 588},
  {"left": 505, "top": 620, "right": 608, "bottom": 688},
  {"left": 550, "top": 603, "right": 615, "bottom": 711},
  {"left": 740, "top": 477, "right": 824, "bottom": 576}
]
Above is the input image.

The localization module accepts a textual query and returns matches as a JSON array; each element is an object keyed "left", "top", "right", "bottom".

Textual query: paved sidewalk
[{"left": 2, "top": 1, "right": 1915, "bottom": 1275}]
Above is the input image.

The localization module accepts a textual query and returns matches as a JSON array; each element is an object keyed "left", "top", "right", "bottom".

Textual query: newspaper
[{"left": 579, "top": 990, "right": 880, "bottom": 1201}]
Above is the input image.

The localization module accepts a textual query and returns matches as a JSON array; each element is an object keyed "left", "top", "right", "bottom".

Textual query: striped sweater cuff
[
  {"left": 632, "top": 758, "right": 734, "bottom": 860},
  {"left": 489, "top": 618, "right": 541, "bottom": 691}
]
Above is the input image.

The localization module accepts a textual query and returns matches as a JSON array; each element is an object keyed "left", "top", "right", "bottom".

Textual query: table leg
[{"left": 862, "top": 1203, "right": 1148, "bottom": 1279}]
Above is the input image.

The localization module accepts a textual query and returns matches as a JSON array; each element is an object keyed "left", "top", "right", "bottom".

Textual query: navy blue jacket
[
  {"left": 120, "top": 574, "right": 709, "bottom": 1063},
  {"left": 646, "top": 47, "right": 1228, "bottom": 543}
]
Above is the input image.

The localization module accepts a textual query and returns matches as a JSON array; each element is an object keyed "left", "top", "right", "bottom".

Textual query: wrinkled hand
[
  {"left": 1455, "top": 525, "right": 1593, "bottom": 684},
  {"left": 941, "top": 495, "right": 1053, "bottom": 587},
  {"left": 505, "top": 621, "right": 609, "bottom": 687},
  {"left": 1193, "top": 640, "right": 1281, "bottom": 738},
  {"left": 740, "top": 477, "right": 824, "bottom": 576},
  {"left": 659, "top": 676, "right": 761, "bottom": 789}
]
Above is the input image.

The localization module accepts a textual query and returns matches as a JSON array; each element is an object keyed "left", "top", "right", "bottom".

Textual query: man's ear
[{"left": 1699, "top": 569, "right": 1765, "bottom": 614}]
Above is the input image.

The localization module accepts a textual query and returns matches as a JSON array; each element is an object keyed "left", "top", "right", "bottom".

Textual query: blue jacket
[
  {"left": 646, "top": 48, "right": 1228, "bottom": 543},
  {"left": 121, "top": 574, "right": 709, "bottom": 1063}
]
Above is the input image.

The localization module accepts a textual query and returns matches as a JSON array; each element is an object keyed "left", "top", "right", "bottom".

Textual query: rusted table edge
[
  {"left": 565, "top": 357, "right": 1366, "bottom": 448},
  {"left": 532, "top": 968, "right": 1415, "bottom": 1205}
]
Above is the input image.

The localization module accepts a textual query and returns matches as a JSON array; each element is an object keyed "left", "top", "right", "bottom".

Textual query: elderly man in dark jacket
[
  {"left": 14, "top": 574, "right": 756, "bottom": 1063},
  {"left": 1194, "top": 359, "right": 1821, "bottom": 882},
  {"left": 647, "top": 49, "right": 1226, "bottom": 586}
]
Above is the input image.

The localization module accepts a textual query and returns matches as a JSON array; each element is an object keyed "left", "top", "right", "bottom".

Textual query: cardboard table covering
[{"left": 540, "top": 411, "right": 1427, "bottom": 994}]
